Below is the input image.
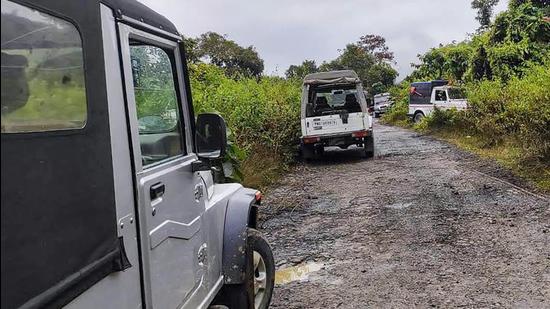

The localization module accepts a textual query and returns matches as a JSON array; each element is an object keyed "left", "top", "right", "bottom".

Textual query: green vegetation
[
  {"left": 189, "top": 63, "right": 301, "bottom": 188},
  {"left": 285, "top": 34, "right": 398, "bottom": 96},
  {"left": 382, "top": 1, "right": 550, "bottom": 191},
  {"left": 1, "top": 49, "right": 86, "bottom": 132},
  {"left": 184, "top": 32, "right": 264, "bottom": 78}
]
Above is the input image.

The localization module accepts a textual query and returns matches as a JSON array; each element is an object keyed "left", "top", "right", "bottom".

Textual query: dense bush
[
  {"left": 466, "top": 63, "right": 550, "bottom": 161},
  {"left": 414, "top": 108, "right": 472, "bottom": 133},
  {"left": 189, "top": 63, "right": 302, "bottom": 187}
]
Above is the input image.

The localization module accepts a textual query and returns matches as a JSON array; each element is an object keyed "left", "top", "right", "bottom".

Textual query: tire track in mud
[{"left": 261, "top": 122, "right": 550, "bottom": 309}]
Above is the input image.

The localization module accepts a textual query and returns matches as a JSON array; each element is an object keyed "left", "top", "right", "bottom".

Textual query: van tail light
[
  {"left": 255, "top": 191, "right": 262, "bottom": 204},
  {"left": 368, "top": 107, "right": 374, "bottom": 113},
  {"left": 303, "top": 136, "right": 320, "bottom": 144},
  {"left": 352, "top": 130, "right": 370, "bottom": 138}
]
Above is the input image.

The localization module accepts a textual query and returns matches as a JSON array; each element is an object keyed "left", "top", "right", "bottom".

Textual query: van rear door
[{"left": 304, "top": 85, "right": 367, "bottom": 136}]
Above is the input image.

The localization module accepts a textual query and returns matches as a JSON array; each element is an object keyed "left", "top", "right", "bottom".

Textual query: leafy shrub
[
  {"left": 414, "top": 108, "right": 472, "bottom": 133},
  {"left": 467, "top": 63, "right": 550, "bottom": 161},
  {"left": 381, "top": 83, "right": 410, "bottom": 125},
  {"left": 189, "top": 63, "right": 302, "bottom": 187}
]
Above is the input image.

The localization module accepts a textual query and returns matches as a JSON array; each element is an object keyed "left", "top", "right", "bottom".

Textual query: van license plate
[{"left": 313, "top": 119, "right": 337, "bottom": 129}]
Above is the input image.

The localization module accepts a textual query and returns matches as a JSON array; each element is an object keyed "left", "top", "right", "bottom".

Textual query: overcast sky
[{"left": 139, "top": 0, "right": 508, "bottom": 80}]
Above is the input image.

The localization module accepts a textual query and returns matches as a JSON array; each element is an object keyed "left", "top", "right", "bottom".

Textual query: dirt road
[{"left": 261, "top": 122, "right": 550, "bottom": 308}]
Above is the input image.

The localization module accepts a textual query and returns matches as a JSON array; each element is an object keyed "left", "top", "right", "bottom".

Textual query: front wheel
[
  {"left": 249, "top": 229, "right": 275, "bottom": 309},
  {"left": 216, "top": 229, "right": 275, "bottom": 309}
]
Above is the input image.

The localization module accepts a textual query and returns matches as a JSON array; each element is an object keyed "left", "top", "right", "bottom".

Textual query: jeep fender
[{"left": 222, "top": 187, "right": 258, "bottom": 284}]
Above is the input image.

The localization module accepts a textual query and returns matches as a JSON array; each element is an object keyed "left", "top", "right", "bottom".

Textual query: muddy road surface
[{"left": 261, "top": 122, "right": 550, "bottom": 308}]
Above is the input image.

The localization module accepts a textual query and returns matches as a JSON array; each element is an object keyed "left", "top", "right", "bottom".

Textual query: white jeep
[{"left": 300, "top": 70, "right": 374, "bottom": 159}]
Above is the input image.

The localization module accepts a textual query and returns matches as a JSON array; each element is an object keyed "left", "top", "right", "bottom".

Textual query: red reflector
[
  {"left": 352, "top": 130, "right": 369, "bottom": 138},
  {"left": 255, "top": 191, "right": 262, "bottom": 203},
  {"left": 303, "top": 136, "right": 320, "bottom": 144}
]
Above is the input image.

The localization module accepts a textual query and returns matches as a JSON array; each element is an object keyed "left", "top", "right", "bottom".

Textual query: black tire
[
  {"left": 364, "top": 135, "right": 374, "bottom": 158},
  {"left": 413, "top": 111, "right": 425, "bottom": 123},
  {"left": 218, "top": 229, "right": 275, "bottom": 309},
  {"left": 374, "top": 112, "right": 380, "bottom": 118},
  {"left": 314, "top": 145, "right": 324, "bottom": 159},
  {"left": 249, "top": 229, "right": 275, "bottom": 309},
  {"left": 301, "top": 143, "right": 315, "bottom": 160}
]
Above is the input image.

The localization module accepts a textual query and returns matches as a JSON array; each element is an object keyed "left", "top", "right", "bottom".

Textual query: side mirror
[{"left": 195, "top": 113, "right": 227, "bottom": 159}]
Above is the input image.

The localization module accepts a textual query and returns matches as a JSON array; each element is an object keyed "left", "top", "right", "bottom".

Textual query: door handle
[{"left": 150, "top": 182, "right": 165, "bottom": 200}]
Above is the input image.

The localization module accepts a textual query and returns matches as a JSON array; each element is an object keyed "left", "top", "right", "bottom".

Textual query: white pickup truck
[
  {"left": 408, "top": 80, "right": 468, "bottom": 123},
  {"left": 300, "top": 70, "right": 374, "bottom": 159}
]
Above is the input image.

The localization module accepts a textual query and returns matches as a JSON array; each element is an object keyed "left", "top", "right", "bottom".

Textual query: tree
[
  {"left": 285, "top": 60, "right": 318, "bottom": 79},
  {"left": 185, "top": 32, "right": 264, "bottom": 78},
  {"left": 471, "top": 0, "right": 500, "bottom": 30},
  {"left": 357, "top": 34, "right": 395, "bottom": 63},
  {"left": 319, "top": 42, "right": 397, "bottom": 95},
  {"left": 183, "top": 37, "right": 200, "bottom": 63}
]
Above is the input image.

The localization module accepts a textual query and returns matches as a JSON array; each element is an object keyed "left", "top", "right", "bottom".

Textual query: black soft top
[{"left": 102, "top": 0, "right": 179, "bottom": 35}]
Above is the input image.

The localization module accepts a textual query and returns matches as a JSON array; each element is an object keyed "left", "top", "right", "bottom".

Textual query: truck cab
[
  {"left": 300, "top": 70, "right": 374, "bottom": 158},
  {"left": 1, "top": 1, "right": 274, "bottom": 308},
  {"left": 408, "top": 80, "right": 468, "bottom": 123}
]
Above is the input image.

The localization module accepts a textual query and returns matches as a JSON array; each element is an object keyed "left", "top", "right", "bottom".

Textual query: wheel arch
[{"left": 221, "top": 187, "right": 259, "bottom": 284}]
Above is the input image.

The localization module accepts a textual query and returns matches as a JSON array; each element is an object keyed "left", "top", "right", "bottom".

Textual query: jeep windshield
[{"left": 306, "top": 84, "right": 362, "bottom": 117}]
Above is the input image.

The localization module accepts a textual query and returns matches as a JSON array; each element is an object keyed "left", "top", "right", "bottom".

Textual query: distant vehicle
[
  {"left": 300, "top": 70, "right": 374, "bottom": 159},
  {"left": 408, "top": 80, "right": 468, "bottom": 123},
  {"left": 1, "top": 1, "right": 274, "bottom": 309},
  {"left": 373, "top": 92, "right": 392, "bottom": 118}
]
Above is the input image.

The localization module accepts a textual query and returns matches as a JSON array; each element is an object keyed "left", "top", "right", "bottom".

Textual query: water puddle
[{"left": 275, "top": 262, "right": 324, "bottom": 285}]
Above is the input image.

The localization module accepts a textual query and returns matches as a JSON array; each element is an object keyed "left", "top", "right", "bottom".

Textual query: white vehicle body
[
  {"left": 300, "top": 70, "right": 374, "bottom": 157},
  {"left": 409, "top": 85, "right": 468, "bottom": 122},
  {"left": 373, "top": 92, "right": 392, "bottom": 117}
]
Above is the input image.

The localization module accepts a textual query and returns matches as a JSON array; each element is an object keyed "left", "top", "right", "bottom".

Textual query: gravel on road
[{"left": 261, "top": 122, "right": 550, "bottom": 309}]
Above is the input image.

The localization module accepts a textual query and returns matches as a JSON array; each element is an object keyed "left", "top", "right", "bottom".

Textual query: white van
[
  {"left": 373, "top": 92, "right": 392, "bottom": 118},
  {"left": 300, "top": 70, "right": 374, "bottom": 158}
]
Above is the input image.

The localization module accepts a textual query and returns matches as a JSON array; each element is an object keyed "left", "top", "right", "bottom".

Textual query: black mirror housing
[{"left": 195, "top": 113, "right": 228, "bottom": 159}]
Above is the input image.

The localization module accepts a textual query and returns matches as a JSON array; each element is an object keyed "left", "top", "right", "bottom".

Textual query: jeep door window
[
  {"left": 435, "top": 89, "right": 447, "bottom": 101},
  {"left": 129, "top": 42, "right": 184, "bottom": 167},
  {"left": 1, "top": 0, "right": 86, "bottom": 133},
  {"left": 308, "top": 84, "right": 362, "bottom": 117}
]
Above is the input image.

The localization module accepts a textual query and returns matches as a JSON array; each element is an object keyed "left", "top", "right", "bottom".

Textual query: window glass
[
  {"left": 1, "top": 0, "right": 87, "bottom": 133},
  {"left": 129, "top": 42, "right": 184, "bottom": 167},
  {"left": 307, "top": 84, "right": 363, "bottom": 117},
  {"left": 435, "top": 90, "right": 447, "bottom": 101}
]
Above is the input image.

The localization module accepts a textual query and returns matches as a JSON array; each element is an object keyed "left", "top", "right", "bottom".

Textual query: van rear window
[
  {"left": 1, "top": 0, "right": 87, "bottom": 133},
  {"left": 307, "top": 84, "right": 363, "bottom": 117}
]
